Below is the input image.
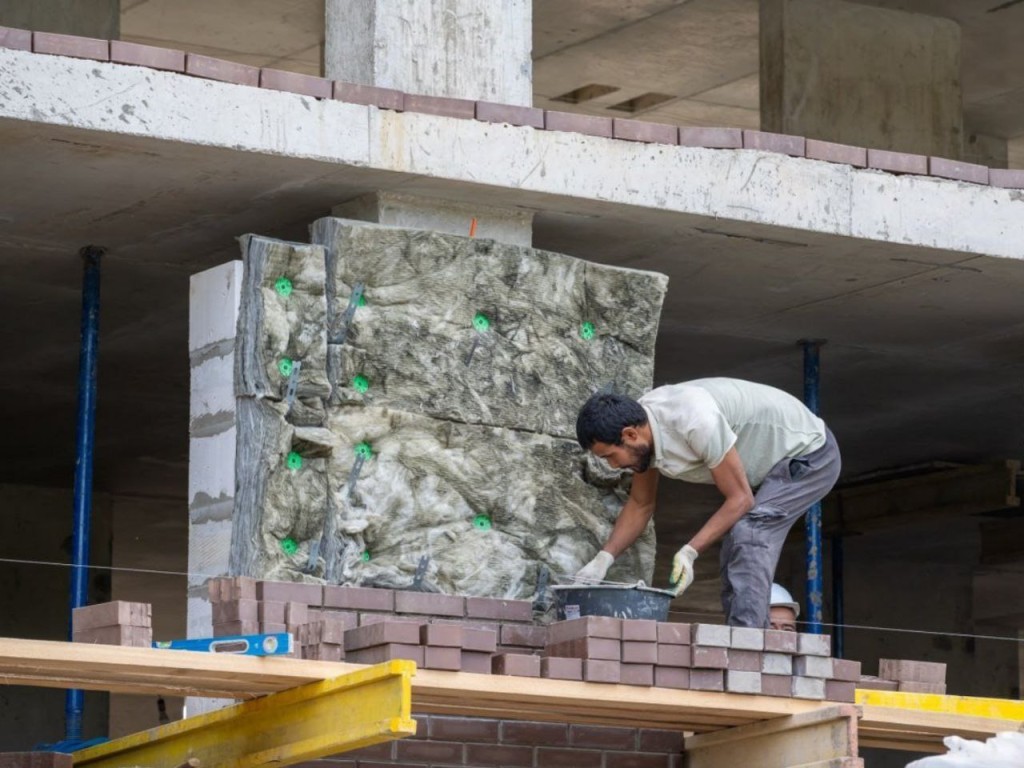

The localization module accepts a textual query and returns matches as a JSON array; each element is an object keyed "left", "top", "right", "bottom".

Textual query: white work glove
[
  {"left": 670, "top": 544, "right": 699, "bottom": 596},
  {"left": 574, "top": 551, "right": 614, "bottom": 585}
]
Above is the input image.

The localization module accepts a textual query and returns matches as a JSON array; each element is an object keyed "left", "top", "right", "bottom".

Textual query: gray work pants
[{"left": 719, "top": 428, "right": 841, "bottom": 628}]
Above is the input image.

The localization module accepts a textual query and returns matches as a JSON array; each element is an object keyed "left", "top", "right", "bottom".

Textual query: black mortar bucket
[{"left": 551, "top": 583, "right": 675, "bottom": 621}]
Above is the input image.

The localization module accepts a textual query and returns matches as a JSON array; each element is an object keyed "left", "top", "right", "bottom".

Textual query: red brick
[
  {"left": 318, "top": 613, "right": 357, "bottom": 644},
  {"left": 422, "top": 623, "right": 463, "bottom": 647},
  {"left": 501, "top": 624, "right": 549, "bottom": 648},
  {"left": 463, "top": 627, "right": 498, "bottom": 653},
  {"left": 461, "top": 650, "right": 494, "bottom": 674},
  {"left": 493, "top": 652, "right": 541, "bottom": 677},
  {"left": 805, "top": 138, "right": 867, "bottom": 167},
  {"left": 33, "top": 32, "right": 108, "bottom": 61},
  {"left": 656, "top": 623, "right": 691, "bottom": 645},
  {"left": 214, "top": 599, "right": 259, "bottom": 624},
  {"left": 742, "top": 130, "right": 805, "bottom": 157},
  {"left": 466, "top": 743, "right": 534, "bottom": 766},
  {"left": 344, "top": 620, "right": 422, "bottom": 650},
  {"left": 825, "top": 680, "right": 857, "bottom": 702},
  {"left": 395, "top": 590, "right": 464, "bottom": 617},
  {"left": 212, "top": 620, "right": 259, "bottom": 637},
  {"left": 502, "top": 720, "right": 569, "bottom": 746},
  {"left": 345, "top": 742, "right": 394, "bottom": 760},
  {"left": 404, "top": 93, "right": 476, "bottom": 119},
  {"left": 285, "top": 602, "right": 307, "bottom": 625},
  {"left": 605, "top": 754, "right": 673, "bottom": 768},
  {"left": 430, "top": 715, "right": 500, "bottom": 742},
  {"left": 185, "top": 54, "right": 260, "bottom": 87},
  {"left": 570, "top": 724, "right": 637, "bottom": 750},
  {"left": 475, "top": 101, "right": 545, "bottom": 128},
  {"left": 728, "top": 650, "right": 762, "bottom": 672},
  {"left": 0, "top": 754, "right": 73, "bottom": 768},
  {"left": 899, "top": 681, "right": 946, "bottom": 694},
  {"left": 831, "top": 658, "right": 862, "bottom": 682},
  {"left": 542, "top": 656, "right": 583, "bottom": 681},
  {"left": 867, "top": 148, "right": 928, "bottom": 175},
  {"left": 622, "top": 620, "right": 658, "bottom": 642},
  {"left": 583, "top": 659, "right": 621, "bottom": 683},
  {"left": 546, "top": 637, "right": 620, "bottom": 661},
  {"left": 537, "top": 747, "right": 604, "bottom": 768},
  {"left": 691, "top": 646, "right": 728, "bottom": 669},
  {"left": 261, "top": 621, "right": 287, "bottom": 634},
  {"left": 303, "top": 643, "right": 343, "bottom": 661},
  {"left": 620, "top": 663, "right": 655, "bottom": 686},
  {"left": 857, "top": 675, "right": 898, "bottom": 691},
  {"left": 929, "top": 157, "right": 989, "bottom": 185},
  {"left": 359, "top": 612, "right": 392, "bottom": 626},
  {"left": 346, "top": 643, "right": 423, "bottom": 666},
  {"left": 678, "top": 127, "right": 742, "bottom": 149},
  {"left": 622, "top": 641, "right": 658, "bottom": 664},
  {"left": 0, "top": 26, "right": 31, "bottom": 51},
  {"left": 465, "top": 596, "right": 533, "bottom": 622},
  {"left": 638, "top": 729, "right": 684, "bottom": 753},
  {"left": 73, "top": 601, "right": 151, "bottom": 631},
  {"left": 764, "top": 630, "right": 797, "bottom": 653},
  {"left": 333, "top": 81, "right": 404, "bottom": 110},
  {"left": 323, "top": 585, "right": 393, "bottom": 611},
  {"left": 424, "top": 646, "right": 462, "bottom": 670},
  {"left": 689, "top": 669, "right": 724, "bottom": 691},
  {"left": 260, "top": 68, "right": 332, "bottom": 99},
  {"left": 613, "top": 119, "right": 678, "bottom": 145},
  {"left": 256, "top": 580, "right": 321, "bottom": 604},
  {"left": 656, "top": 645, "right": 691, "bottom": 668},
  {"left": 73, "top": 625, "right": 151, "bottom": 648},
  {"left": 654, "top": 666, "right": 690, "bottom": 690},
  {"left": 110, "top": 40, "right": 184, "bottom": 72},
  {"left": 544, "top": 110, "right": 614, "bottom": 138},
  {"left": 761, "top": 674, "right": 793, "bottom": 698},
  {"left": 989, "top": 169, "right": 1024, "bottom": 189},
  {"left": 879, "top": 659, "right": 946, "bottom": 684},
  {"left": 256, "top": 600, "right": 284, "bottom": 624},
  {"left": 396, "top": 739, "right": 464, "bottom": 763},
  {"left": 549, "top": 617, "right": 621, "bottom": 643},
  {"left": 208, "top": 576, "right": 256, "bottom": 602}
]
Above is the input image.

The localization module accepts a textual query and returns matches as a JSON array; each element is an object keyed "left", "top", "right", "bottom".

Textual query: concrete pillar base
[{"left": 332, "top": 191, "right": 534, "bottom": 247}]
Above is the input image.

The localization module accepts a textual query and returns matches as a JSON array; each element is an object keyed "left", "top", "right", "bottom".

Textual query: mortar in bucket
[{"left": 550, "top": 581, "right": 675, "bottom": 621}]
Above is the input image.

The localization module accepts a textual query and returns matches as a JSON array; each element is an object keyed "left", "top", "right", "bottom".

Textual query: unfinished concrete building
[{"left": 1, "top": 1, "right": 1022, "bottom": 767}]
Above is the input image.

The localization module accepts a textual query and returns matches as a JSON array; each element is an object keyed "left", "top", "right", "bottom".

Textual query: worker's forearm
[
  {"left": 602, "top": 499, "right": 655, "bottom": 558},
  {"left": 687, "top": 493, "right": 754, "bottom": 554}
]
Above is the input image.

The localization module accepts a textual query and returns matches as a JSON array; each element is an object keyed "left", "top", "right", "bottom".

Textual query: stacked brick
[
  {"left": 0, "top": 754, "right": 72, "bottom": 768},
  {"left": 71, "top": 601, "right": 152, "bottom": 647},
  {"left": 877, "top": 659, "right": 947, "bottom": 694}
]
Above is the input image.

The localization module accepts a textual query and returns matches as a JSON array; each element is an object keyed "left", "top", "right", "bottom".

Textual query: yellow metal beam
[
  {"left": 73, "top": 660, "right": 416, "bottom": 768},
  {"left": 856, "top": 689, "right": 1024, "bottom": 721}
]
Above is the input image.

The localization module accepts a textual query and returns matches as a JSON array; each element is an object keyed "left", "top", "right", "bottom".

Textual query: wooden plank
[
  {"left": 859, "top": 704, "right": 1023, "bottom": 745},
  {"left": 684, "top": 706, "right": 859, "bottom": 768}
]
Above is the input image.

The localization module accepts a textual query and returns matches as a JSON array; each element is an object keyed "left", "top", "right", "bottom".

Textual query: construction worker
[
  {"left": 573, "top": 378, "right": 840, "bottom": 628},
  {"left": 769, "top": 583, "right": 800, "bottom": 632}
]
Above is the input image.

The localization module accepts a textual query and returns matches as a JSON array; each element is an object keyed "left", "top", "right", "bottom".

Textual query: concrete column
[
  {"left": 760, "top": 0, "right": 963, "bottom": 158},
  {"left": 324, "top": 0, "right": 532, "bottom": 105},
  {"left": 186, "top": 261, "right": 243, "bottom": 717},
  {"left": 963, "top": 131, "right": 1008, "bottom": 170},
  {"left": 333, "top": 191, "right": 534, "bottom": 247},
  {"left": 0, "top": 0, "right": 119, "bottom": 38}
]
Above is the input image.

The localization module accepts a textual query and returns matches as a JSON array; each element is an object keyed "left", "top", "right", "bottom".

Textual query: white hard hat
[{"left": 770, "top": 583, "right": 800, "bottom": 618}]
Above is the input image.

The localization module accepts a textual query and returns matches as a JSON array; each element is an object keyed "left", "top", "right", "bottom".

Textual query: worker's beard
[{"left": 627, "top": 442, "right": 652, "bottom": 473}]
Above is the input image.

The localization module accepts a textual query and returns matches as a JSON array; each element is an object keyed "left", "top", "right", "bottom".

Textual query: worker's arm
[
  {"left": 670, "top": 447, "right": 755, "bottom": 595},
  {"left": 574, "top": 467, "right": 659, "bottom": 583}
]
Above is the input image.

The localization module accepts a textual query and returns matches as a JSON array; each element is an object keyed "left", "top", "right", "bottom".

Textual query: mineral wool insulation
[{"left": 231, "top": 220, "right": 669, "bottom": 600}]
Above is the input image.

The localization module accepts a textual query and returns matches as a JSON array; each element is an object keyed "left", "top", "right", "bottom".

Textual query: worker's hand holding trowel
[
  {"left": 669, "top": 544, "right": 698, "bottom": 596},
  {"left": 574, "top": 550, "right": 614, "bottom": 584}
]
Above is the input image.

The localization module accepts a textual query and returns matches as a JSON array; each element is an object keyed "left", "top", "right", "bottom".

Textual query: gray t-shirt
[{"left": 638, "top": 378, "right": 827, "bottom": 487}]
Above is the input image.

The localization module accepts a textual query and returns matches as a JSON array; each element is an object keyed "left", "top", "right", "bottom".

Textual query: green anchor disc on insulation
[
  {"left": 472, "top": 514, "right": 492, "bottom": 531},
  {"left": 280, "top": 537, "right": 298, "bottom": 556},
  {"left": 354, "top": 442, "right": 373, "bottom": 460},
  {"left": 274, "top": 276, "right": 293, "bottom": 297},
  {"left": 352, "top": 374, "right": 370, "bottom": 393},
  {"left": 278, "top": 357, "right": 294, "bottom": 377},
  {"left": 472, "top": 312, "right": 490, "bottom": 332},
  {"left": 361, "top": 550, "right": 371, "bottom": 562},
  {"left": 357, "top": 293, "right": 367, "bottom": 307},
  {"left": 286, "top": 451, "right": 303, "bottom": 471},
  {"left": 580, "top": 321, "right": 596, "bottom": 340}
]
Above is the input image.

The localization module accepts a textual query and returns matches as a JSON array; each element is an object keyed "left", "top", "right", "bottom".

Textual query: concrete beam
[
  {"left": 0, "top": 0, "right": 119, "bottom": 39},
  {"left": 2, "top": 49, "right": 1024, "bottom": 261}
]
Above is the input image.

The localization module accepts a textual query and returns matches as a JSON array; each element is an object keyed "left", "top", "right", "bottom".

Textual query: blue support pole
[
  {"left": 66, "top": 246, "right": 103, "bottom": 742},
  {"left": 800, "top": 339, "right": 824, "bottom": 635},
  {"left": 832, "top": 533, "right": 845, "bottom": 657}
]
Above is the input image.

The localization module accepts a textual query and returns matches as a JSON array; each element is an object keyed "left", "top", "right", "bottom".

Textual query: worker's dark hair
[{"left": 575, "top": 392, "right": 648, "bottom": 450}]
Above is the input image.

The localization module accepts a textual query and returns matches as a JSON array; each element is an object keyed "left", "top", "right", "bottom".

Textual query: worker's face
[
  {"left": 769, "top": 605, "right": 797, "bottom": 632},
  {"left": 591, "top": 427, "right": 652, "bottom": 473}
]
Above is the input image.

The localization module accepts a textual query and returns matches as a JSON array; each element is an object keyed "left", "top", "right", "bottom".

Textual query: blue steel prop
[
  {"left": 832, "top": 532, "right": 845, "bottom": 657},
  {"left": 66, "top": 246, "right": 103, "bottom": 742},
  {"left": 800, "top": 339, "right": 825, "bottom": 635}
]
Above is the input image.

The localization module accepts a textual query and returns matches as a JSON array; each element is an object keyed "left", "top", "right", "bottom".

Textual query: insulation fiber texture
[
  {"left": 311, "top": 218, "right": 668, "bottom": 439},
  {"left": 231, "top": 222, "right": 668, "bottom": 601}
]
